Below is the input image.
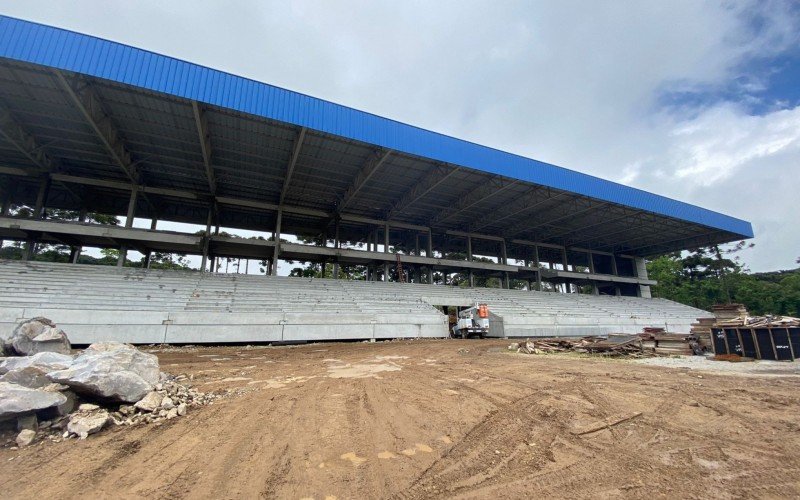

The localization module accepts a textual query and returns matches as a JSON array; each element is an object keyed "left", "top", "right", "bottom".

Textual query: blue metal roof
[{"left": 0, "top": 15, "right": 753, "bottom": 239}]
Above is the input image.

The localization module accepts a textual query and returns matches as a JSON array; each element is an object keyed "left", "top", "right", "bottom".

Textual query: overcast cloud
[{"left": 2, "top": 0, "right": 798, "bottom": 271}]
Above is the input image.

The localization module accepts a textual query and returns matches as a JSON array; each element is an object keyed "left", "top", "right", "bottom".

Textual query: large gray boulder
[
  {"left": 47, "top": 342, "right": 160, "bottom": 403},
  {"left": 0, "top": 351, "right": 74, "bottom": 374},
  {"left": 0, "top": 381, "right": 67, "bottom": 420},
  {"left": 3, "top": 317, "right": 71, "bottom": 356},
  {"left": 0, "top": 366, "right": 51, "bottom": 389}
]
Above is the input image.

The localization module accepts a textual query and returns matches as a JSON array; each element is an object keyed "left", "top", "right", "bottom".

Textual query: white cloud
[{"left": 1, "top": 0, "right": 798, "bottom": 270}]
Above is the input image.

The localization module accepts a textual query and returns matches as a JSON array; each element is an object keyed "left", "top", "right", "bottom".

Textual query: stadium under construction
[{"left": 0, "top": 17, "right": 752, "bottom": 343}]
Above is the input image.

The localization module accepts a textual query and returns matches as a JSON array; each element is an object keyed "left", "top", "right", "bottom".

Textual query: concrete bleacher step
[{"left": 0, "top": 260, "right": 708, "bottom": 343}]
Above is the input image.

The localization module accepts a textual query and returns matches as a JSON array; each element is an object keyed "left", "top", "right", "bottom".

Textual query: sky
[{"left": 1, "top": 0, "right": 799, "bottom": 272}]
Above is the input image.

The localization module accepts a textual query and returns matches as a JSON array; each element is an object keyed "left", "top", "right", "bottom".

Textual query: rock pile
[
  {"left": 0, "top": 317, "right": 71, "bottom": 356},
  {"left": 0, "top": 317, "right": 217, "bottom": 448}
]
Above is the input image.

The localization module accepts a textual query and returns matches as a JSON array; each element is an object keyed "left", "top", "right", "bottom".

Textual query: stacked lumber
[
  {"left": 744, "top": 315, "right": 800, "bottom": 327},
  {"left": 712, "top": 304, "right": 749, "bottom": 326},
  {"left": 511, "top": 335, "right": 646, "bottom": 357},
  {"left": 639, "top": 332, "right": 702, "bottom": 356},
  {"left": 690, "top": 317, "right": 715, "bottom": 352}
]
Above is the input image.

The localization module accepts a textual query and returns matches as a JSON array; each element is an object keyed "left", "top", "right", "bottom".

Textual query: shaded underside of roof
[{"left": 0, "top": 16, "right": 752, "bottom": 258}]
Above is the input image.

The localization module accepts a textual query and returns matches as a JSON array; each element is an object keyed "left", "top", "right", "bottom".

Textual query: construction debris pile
[
  {"left": 511, "top": 328, "right": 706, "bottom": 358},
  {"left": 0, "top": 317, "right": 218, "bottom": 448}
]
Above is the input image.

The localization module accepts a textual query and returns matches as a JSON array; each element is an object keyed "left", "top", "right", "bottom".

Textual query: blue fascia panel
[{"left": 0, "top": 15, "right": 753, "bottom": 239}]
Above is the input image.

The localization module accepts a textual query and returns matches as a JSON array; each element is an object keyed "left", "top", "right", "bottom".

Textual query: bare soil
[{"left": 2, "top": 339, "right": 800, "bottom": 499}]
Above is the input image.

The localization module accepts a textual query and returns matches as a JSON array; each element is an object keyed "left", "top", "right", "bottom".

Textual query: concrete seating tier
[{"left": 0, "top": 260, "right": 707, "bottom": 342}]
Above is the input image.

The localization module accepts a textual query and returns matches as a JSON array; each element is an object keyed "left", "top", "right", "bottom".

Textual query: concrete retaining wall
[{"left": 0, "top": 308, "right": 448, "bottom": 344}]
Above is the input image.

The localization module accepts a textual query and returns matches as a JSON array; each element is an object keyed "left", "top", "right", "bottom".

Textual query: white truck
[{"left": 452, "top": 303, "right": 490, "bottom": 339}]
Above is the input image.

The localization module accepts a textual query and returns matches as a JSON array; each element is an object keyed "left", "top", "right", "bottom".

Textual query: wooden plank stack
[
  {"left": 690, "top": 317, "right": 715, "bottom": 352},
  {"left": 712, "top": 303, "right": 749, "bottom": 326}
]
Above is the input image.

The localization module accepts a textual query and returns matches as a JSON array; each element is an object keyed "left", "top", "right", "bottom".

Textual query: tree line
[{"left": 646, "top": 242, "right": 800, "bottom": 316}]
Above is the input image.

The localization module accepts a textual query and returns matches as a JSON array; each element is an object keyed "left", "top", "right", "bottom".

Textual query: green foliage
[{"left": 647, "top": 243, "right": 800, "bottom": 315}]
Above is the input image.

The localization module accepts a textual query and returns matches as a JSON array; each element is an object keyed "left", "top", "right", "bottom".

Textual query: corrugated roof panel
[{"left": 0, "top": 15, "right": 753, "bottom": 240}]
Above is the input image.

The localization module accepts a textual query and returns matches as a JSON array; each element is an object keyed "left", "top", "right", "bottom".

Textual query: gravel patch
[{"left": 634, "top": 355, "right": 800, "bottom": 376}]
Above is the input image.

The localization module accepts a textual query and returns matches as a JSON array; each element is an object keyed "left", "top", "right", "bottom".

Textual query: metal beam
[
  {"left": 504, "top": 200, "right": 608, "bottom": 239},
  {"left": 543, "top": 206, "right": 633, "bottom": 241},
  {"left": 336, "top": 149, "right": 392, "bottom": 213},
  {"left": 430, "top": 176, "right": 518, "bottom": 227},
  {"left": 470, "top": 186, "right": 563, "bottom": 232},
  {"left": 279, "top": 127, "right": 307, "bottom": 205},
  {"left": 0, "top": 103, "right": 59, "bottom": 174},
  {"left": 53, "top": 70, "right": 137, "bottom": 183},
  {"left": 191, "top": 101, "right": 217, "bottom": 195},
  {"left": 385, "top": 163, "right": 457, "bottom": 219}
]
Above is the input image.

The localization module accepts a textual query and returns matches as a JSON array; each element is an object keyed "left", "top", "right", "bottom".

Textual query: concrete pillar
[
  {"left": 0, "top": 189, "right": 9, "bottom": 216},
  {"left": 587, "top": 251, "right": 599, "bottom": 295},
  {"left": 501, "top": 239, "right": 510, "bottom": 289},
  {"left": 271, "top": 210, "right": 282, "bottom": 276},
  {"left": 69, "top": 208, "right": 88, "bottom": 264},
  {"left": 634, "top": 256, "right": 651, "bottom": 298},
  {"left": 467, "top": 235, "right": 474, "bottom": 288},
  {"left": 200, "top": 208, "right": 213, "bottom": 272},
  {"left": 117, "top": 185, "right": 138, "bottom": 268},
  {"left": 333, "top": 218, "right": 340, "bottom": 279},
  {"left": 142, "top": 217, "right": 158, "bottom": 269},
  {"left": 24, "top": 177, "right": 51, "bottom": 260},
  {"left": 533, "top": 245, "right": 542, "bottom": 291},
  {"left": 383, "top": 223, "right": 390, "bottom": 281},
  {"left": 561, "top": 247, "right": 569, "bottom": 271},
  {"left": 427, "top": 230, "right": 434, "bottom": 285}
]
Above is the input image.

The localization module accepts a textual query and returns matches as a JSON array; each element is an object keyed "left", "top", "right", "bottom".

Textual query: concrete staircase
[{"left": 0, "top": 260, "right": 707, "bottom": 343}]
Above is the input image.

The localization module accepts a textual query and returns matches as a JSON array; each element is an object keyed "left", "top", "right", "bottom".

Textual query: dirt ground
[{"left": 2, "top": 339, "right": 800, "bottom": 499}]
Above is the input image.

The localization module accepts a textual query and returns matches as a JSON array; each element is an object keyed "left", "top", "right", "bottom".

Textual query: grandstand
[
  {"left": 0, "top": 17, "right": 749, "bottom": 343},
  {"left": 0, "top": 260, "right": 707, "bottom": 343}
]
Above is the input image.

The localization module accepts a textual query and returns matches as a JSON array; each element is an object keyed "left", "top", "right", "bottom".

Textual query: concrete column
[
  {"left": 33, "top": 176, "right": 50, "bottom": 218},
  {"left": 561, "top": 247, "right": 569, "bottom": 271},
  {"left": 200, "top": 207, "right": 213, "bottom": 272},
  {"left": 0, "top": 188, "right": 8, "bottom": 248},
  {"left": 142, "top": 217, "right": 158, "bottom": 270},
  {"left": 427, "top": 230, "right": 434, "bottom": 284},
  {"left": 333, "top": 218, "right": 340, "bottom": 279},
  {"left": 467, "top": 235, "right": 474, "bottom": 288},
  {"left": 24, "top": 177, "right": 51, "bottom": 260},
  {"left": 69, "top": 208, "right": 88, "bottom": 264},
  {"left": 117, "top": 185, "right": 138, "bottom": 268},
  {"left": 383, "top": 223, "right": 389, "bottom": 281},
  {"left": 501, "top": 239, "right": 510, "bottom": 289},
  {"left": 271, "top": 210, "right": 282, "bottom": 276},
  {"left": 0, "top": 189, "right": 9, "bottom": 216},
  {"left": 533, "top": 245, "right": 542, "bottom": 291},
  {"left": 634, "top": 256, "right": 651, "bottom": 298},
  {"left": 587, "top": 251, "right": 599, "bottom": 295}
]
